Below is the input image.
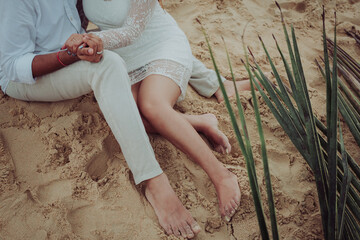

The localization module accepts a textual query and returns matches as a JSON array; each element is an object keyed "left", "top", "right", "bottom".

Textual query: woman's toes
[
  {"left": 220, "top": 207, "right": 228, "bottom": 222},
  {"left": 230, "top": 199, "right": 238, "bottom": 210},
  {"left": 215, "top": 145, "right": 225, "bottom": 154},
  {"left": 187, "top": 232, "right": 195, "bottom": 239},
  {"left": 236, "top": 194, "right": 241, "bottom": 206},
  {"left": 165, "top": 225, "right": 173, "bottom": 236},
  {"left": 173, "top": 226, "right": 181, "bottom": 238},
  {"left": 225, "top": 142, "right": 231, "bottom": 154},
  {"left": 227, "top": 207, "right": 233, "bottom": 218},
  {"left": 223, "top": 215, "right": 231, "bottom": 222},
  {"left": 184, "top": 225, "right": 195, "bottom": 239},
  {"left": 222, "top": 202, "right": 238, "bottom": 222},
  {"left": 190, "top": 222, "right": 201, "bottom": 235},
  {"left": 178, "top": 225, "right": 188, "bottom": 238},
  {"left": 230, "top": 208, "right": 236, "bottom": 217}
]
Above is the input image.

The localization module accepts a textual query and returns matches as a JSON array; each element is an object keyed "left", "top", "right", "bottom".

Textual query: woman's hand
[
  {"left": 77, "top": 34, "right": 104, "bottom": 63},
  {"left": 62, "top": 33, "right": 84, "bottom": 54}
]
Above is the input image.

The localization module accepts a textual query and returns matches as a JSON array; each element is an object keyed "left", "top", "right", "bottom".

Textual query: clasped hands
[{"left": 62, "top": 33, "right": 103, "bottom": 63}]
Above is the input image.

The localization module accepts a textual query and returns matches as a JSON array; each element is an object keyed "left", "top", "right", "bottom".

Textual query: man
[
  {"left": 0, "top": 0, "right": 246, "bottom": 238},
  {"left": 0, "top": 0, "right": 166, "bottom": 184}
]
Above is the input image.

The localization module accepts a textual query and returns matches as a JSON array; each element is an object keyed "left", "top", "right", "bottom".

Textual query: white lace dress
[{"left": 83, "top": 0, "right": 193, "bottom": 101}]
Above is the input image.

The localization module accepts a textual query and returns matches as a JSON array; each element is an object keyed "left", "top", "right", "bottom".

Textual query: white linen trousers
[{"left": 6, "top": 51, "right": 163, "bottom": 184}]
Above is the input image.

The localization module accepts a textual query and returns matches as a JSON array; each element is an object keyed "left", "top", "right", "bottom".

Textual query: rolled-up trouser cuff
[{"left": 189, "top": 56, "right": 226, "bottom": 98}]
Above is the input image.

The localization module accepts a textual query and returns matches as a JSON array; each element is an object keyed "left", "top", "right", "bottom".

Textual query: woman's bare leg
[
  {"left": 132, "top": 82, "right": 231, "bottom": 154},
  {"left": 138, "top": 75, "right": 241, "bottom": 227},
  {"left": 132, "top": 82, "right": 200, "bottom": 239},
  {"left": 131, "top": 82, "right": 157, "bottom": 133},
  {"left": 182, "top": 113, "right": 231, "bottom": 154}
]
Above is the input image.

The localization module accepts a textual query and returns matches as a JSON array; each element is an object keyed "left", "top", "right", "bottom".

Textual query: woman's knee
[
  {"left": 138, "top": 98, "right": 158, "bottom": 120},
  {"left": 138, "top": 96, "right": 170, "bottom": 122}
]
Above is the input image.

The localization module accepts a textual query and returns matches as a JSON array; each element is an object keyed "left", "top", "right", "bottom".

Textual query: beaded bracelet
[{"left": 56, "top": 51, "right": 67, "bottom": 67}]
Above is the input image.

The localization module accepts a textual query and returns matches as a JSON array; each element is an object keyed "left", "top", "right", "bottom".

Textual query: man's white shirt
[{"left": 0, "top": 0, "right": 84, "bottom": 93}]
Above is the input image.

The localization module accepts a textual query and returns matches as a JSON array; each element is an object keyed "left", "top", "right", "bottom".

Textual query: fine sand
[{"left": 1, "top": 0, "right": 359, "bottom": 239}]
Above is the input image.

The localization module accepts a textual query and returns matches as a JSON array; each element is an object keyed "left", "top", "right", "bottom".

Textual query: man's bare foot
[
  {"left": 145, "top": 173, "right": 201, "bottom": 239},
  {"left": 212, "top": 169, "right": 241, "bottom": 222},
  {"left": 197, "top": 114, "right": 231, "bottom": 154},
  {"left": 214, "top": 80, "right": 251, "bottom": 103}
]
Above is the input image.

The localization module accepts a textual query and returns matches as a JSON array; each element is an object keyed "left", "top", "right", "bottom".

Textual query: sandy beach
[{"left": 1, "top": 0, "right": 359, "bottom": 239}]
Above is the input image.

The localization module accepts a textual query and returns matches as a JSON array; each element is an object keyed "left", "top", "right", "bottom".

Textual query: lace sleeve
[{"left": 95, "top": 0, "right": 157, "bottom": 50}]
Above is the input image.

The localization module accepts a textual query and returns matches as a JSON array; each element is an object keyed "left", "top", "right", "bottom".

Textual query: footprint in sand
[
  {"left": 0, "top": 134, "right": 5, "bottom": 157},
  {"left": 276, "top": 1, "right": 307, "bottom": 13},
  {"left": 36, "top": 179, "right": 73, "bottom": 204},
  {"left": 86, "top": 150, "right": 110, "bottom": 182},
  {"left": 255, "top": 1, "right": 309, "bottom": 19},
  {"left": 0, "top": 132, "right": 16, "bottom": 191},
  {"left": 241, "top": 0, "right": 309, "bottom": 25},
  {"left": 86, "top": 135, "right": 120, "bottom": 182},
  {"left": 66, "top": 189, "right": 150, "bottom": 239}
]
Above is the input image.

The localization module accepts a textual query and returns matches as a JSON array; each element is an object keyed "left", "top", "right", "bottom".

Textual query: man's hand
[
  {"left": 31, "top": 34, "right": 104, "bottom": 77},
  {"left": 77, "top": 34, "right": 103, "bottom": 63}
]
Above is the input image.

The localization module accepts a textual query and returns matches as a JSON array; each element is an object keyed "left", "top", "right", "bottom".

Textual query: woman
[{"left": 75, "top": 0, "right": 241, "bottom": 238}]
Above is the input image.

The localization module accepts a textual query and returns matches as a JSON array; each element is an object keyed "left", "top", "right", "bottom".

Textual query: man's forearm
[{"left": 32, "top": 51, "right": 79, "bottom": 78}]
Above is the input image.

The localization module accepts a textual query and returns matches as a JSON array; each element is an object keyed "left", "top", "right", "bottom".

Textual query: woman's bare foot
[
  {"left": 214, "top": 80, "right": 251, "bottom": 103},
  {"left": 212, "top": 169, "right": 241, "bottom": 222},
  {"left": 145, "top": 173, "right": 201, "bottom": 239},
  {"left": 196, "top": 114, "right": 231, "bottom": 154}
]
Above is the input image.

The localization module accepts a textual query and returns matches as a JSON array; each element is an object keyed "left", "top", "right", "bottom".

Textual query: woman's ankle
[{"left": 209, "top": 166, "right": 234, "bottom": 185}]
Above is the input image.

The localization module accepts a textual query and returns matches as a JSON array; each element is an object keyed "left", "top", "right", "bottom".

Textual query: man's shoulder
[
  {"left": 0, "top": 0, "right": 39, "bottom": 23},
  {"left": 0, "top": 0, "right": 36, "bottom": 12}
]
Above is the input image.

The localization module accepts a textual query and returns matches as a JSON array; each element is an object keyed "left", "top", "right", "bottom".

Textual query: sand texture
[{"left": 1, "top": 0, "right": 360, "bottom": 239}]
